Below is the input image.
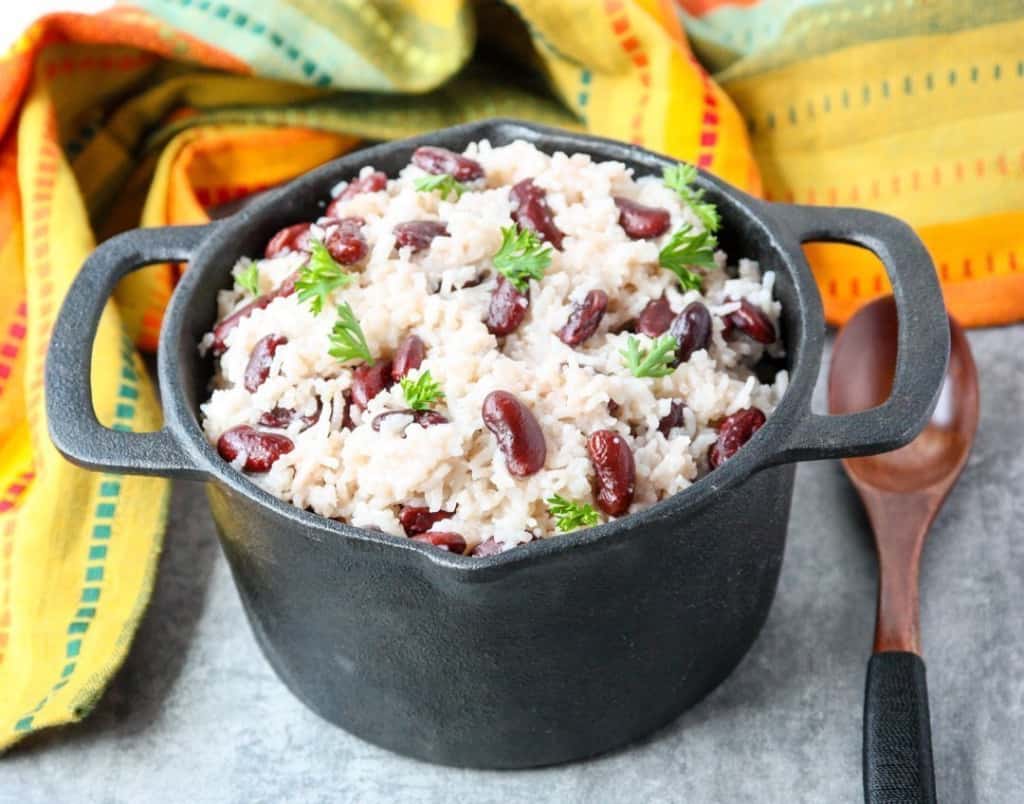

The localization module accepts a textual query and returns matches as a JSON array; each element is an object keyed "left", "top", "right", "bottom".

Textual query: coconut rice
[{"left": 199, "top": 140, "right": 788, "bottom": 555}]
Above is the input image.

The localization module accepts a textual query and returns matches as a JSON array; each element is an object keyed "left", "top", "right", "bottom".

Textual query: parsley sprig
[
  {"left": 620, "top": 334, "right": 677, "bottom": 379},
  {"left": 492, "top": 225, "right": 552, "bottom": 292},
  {"left": 546, "top": 495, "right": 601, "bottom": 532},
  {"left": 400, "top": 370, "right": 445, "bottom": 411},
  {"left": 662, "top": 163, "right": 721, "bottom": 233},
  {"left": 658, "top": 225, "right": 718, "bottom": 292},
  {"left": 296, "top": 240, "right": 355, "bottom": 315},
  {"left": 414, "top": 174, "right": 466, "bottom": 201},
  {"left": 236, "top": 263, "right": 261, "bottom": 296},
  {"left": 328, "top": 302, "right": 374, "bottom": 366}
]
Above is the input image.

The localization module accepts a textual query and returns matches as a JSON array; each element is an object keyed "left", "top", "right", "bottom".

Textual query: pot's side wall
[{"left": 206, "top": 462, "right": 795, "bottom": 769}]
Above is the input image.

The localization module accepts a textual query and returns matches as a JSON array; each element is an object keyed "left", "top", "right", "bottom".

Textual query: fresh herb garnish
[
  {"left": 236, "top": 263, "right": 261, "bottom": 296},
  {"left": 620, "top": 334, "right": 677, "bottom": 378},
  {"left": 492, "top": 225, "right": 552, "bottom": 292},
  {"left": 400, "top": 370, "right": 445, "bottom": 411},
  {"left": 546, "top": 495, "right": 601, "bottom": 532},
  {"left": 414, "top": 174, "right": 466, "bottom": 201},
  {"left": 328, "top": 302, "right": 374, "bottom": 365},
  {"left": 662, "top": 162, "right": 721, "bottom": 233},
  {"left": 296, "top": 239, "right": 355, "bottom": 315},
  {"left": 658, "top": 225, "right": 718, "bottom": 291}
]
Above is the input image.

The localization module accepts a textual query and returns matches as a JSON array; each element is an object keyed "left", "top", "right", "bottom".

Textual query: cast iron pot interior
[{"left": 45, "top": 119, "right": 949, "bottom": 767}]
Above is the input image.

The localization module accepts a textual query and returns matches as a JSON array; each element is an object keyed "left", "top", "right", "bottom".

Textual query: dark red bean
[
  {"left": 614, "top": 197, "right": 671, "bottom": 239},
  {"left": 709, "top": 408, "right": 766, "bottom": 469},
  {"left": 470, "top": 538, "right": 503, "bottom": 557},
  {"left": 322, "top": 217, "right": 367, "bottom": 265},
  {"left": 327, "top": 171, "right": 388, "bottom": 215},
  {"left": 482, "top": 390, "right": 547, "bottom": 477},
  {"left": 509, "top": 178, "right": 564, "bottom": 249},
  {"left": 243, "top": 334, "right": 288, "bottom": 392},
  {"left": 636, "top": 297, "right": 674, "bottom": 337},
  {"left": 399, "top": 506, "right": 454, "bottom": 536},
  {"left": 411, "top": 146, "right": 484, "bottom": 182},
  {"left": 265, "top": 223, "right": 312, "bottom": 258},
  {"left": 391, "top": 334, "right": 426, "bottom": 381},
  {"left": 607, "top": 399, "right": 621, "bottom": 417},
  {"left": 258, "top": 398, "right": 322, "bottom": 431},
  {"left": 341, "top": 390, "right": 356, "bottom": 430},
  {"left": 350, "top": 361, "right": 394, "bottom": 410},
  {"left": 210, "top": 270, "right": 300, "bottom": 356},
  {"left": 657, "top": 401, "right": 687, "bottom": 437},
  {"left": 485, "top": 275, "right": 530, "bottom": 336},
  {"left": 670, "top": 302, "right": 713, "bottom": 363},
  {"left": 371, "top": 408, "right": 449, "bottom": 432},
  {"left": 587, "top": 430, "right": 636, "bottom": 517},
  {"left": 412, "top": 531, "right": 468, "bottom": 554},
  {"left": 393, "top": 220, "right": 448, "bottom": 253},
  {"left": 557, "top": 289, "right": 608, "bottom": 347},
  {"left": 726, "top": 299, "right": 776, "bottom": 344},
  {"left": 216, "top": 425, "right": 294, "bottom": 473}
]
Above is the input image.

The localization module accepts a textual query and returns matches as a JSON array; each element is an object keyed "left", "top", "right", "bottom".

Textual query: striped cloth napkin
[{"left": 1, "top": 0, "right": 1020, "bottom": 750}]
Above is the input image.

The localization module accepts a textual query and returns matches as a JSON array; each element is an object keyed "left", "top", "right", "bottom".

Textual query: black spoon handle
[{"left": 863, "top": 652, "right": 937, "bottom": 804}]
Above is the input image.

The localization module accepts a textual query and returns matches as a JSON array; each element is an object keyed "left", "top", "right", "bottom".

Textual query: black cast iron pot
[{"left": 46, "top": 119, "right": 949, "bottom": 768}]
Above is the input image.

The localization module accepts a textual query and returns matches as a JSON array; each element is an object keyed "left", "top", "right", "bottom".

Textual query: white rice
[{"left": 199, "top": 140, "right": 788, "bottom": 552}]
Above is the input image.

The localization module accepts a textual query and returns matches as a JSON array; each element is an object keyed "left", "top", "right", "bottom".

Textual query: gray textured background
[{"left": 3, "top": 328, "right": 1022, "bottom": 803}]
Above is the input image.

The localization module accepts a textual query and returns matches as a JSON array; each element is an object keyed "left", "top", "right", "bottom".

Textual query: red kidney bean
[
  {"left": 482, "top": 390, "right": 547, "bottom": 477},
  {"left": 509, "top": 178, "right": 564, "bottom": 249},
  {"left": 411, "top": 146, "right": 484, "bottom": 182},
  {"left": 587, "top": 430, "right": 636, "bottom": 517},
  {"left": 412, "top": 531, "right": 468, "bottom": 554},
  {"left": 399, "top": 506, "right": 454, "bottom": 536},
  {"left": 350, "top": 361, "right": 394, "bottom": 410},
  {"left": 327, "top": 170, "right": 388, "bottom": 215},
  {"left": 636, "top": 296, "right": 674, "bottom": 337},
  {"left": 485, "top": 276, "right": 530, "bottom": 336},
  {"left": 217, "top": 425, "right": 294, "bottom": 472},
  {"left": 725, "top": 299, "right": 776, "bottom": 344},
  {"left": 371, "top": 408, "right": 449, "bottom": 432},
  {"left": 265, "top": 223, "right": 312, "bottom": 258},
  {"left": 243, "top": 334, "right": 288, "bottom": 392},
  {"left": 614, "top": 197, "right": 671, "bottom": 239},
  {"left": 341, "top": 390, "right": 356, "bottom": 430},
  {"left": 557, "top": 289, "right": 608, "bottom": 347},
  {"left": 657, "top": 400, "right": 687, "bottom": 437},
  {"left": 708, "top": 408, "right": 766, "bottom": 469},
  {"left": 670, "top": 301, "right": 713, "bottom": 363},
  {"left": 393, "top": 220, "right": 448, "bottom": 253},
  {"left": 391, "top": 334, "right": 426, "bottom": 381},
  {"left": 322, "top": 217, "right": 367, "bottom": 264},
  {"left": 210, "top": 270, "right": 300, "bottom": 356},
  {"left": 470, "top": 538, "right": 503, "bottom": 557},
  {"left": 258, "top": 398, "right": 322, "bottom": 431}
]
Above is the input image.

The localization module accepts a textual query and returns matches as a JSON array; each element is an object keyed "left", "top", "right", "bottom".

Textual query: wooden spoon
[{"left": 829, "top": 295, "right": 979, "bottom": 804}]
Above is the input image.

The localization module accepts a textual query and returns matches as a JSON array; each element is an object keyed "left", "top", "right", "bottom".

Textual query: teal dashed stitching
[{"left": 10, "top": 338, "right": 138, "bottom": 736}]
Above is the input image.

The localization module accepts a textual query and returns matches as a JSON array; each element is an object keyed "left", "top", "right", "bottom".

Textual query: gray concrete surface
[{"left": 2, "top": 329, "right": 1022, "bottom": 803}]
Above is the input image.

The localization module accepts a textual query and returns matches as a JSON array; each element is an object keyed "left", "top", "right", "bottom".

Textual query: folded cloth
[{"left": 0, "top": 0, "right": 1019, "bottom": 751}]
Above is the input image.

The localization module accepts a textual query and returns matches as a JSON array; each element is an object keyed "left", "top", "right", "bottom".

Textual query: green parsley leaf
[
  {"left": 492, "top": 225, "right": 552, "bottom": 292},
  {"left": 296, "top": 239, "right": 355, "bottom": 315},
  {"left": 236, "top": 263, "right": 261, "bottom": 297},
  {"left": 328, "top": 302, "right": 374, "bottom": 366},
  {"left": 662, "top": 162, "right": 721, "bottom": 233},
  {"left": 620, "top": 334, "right": 677, "bottom": 379},
  {"left": 400, "top": 370, "right": 445, "bottom": 411},
  {"left": 414, "top": 174, "right": 466, "bottom": 201},
  {"left": 546, "top": 495, "right": 601, "bottom": 532},
  {"left": 658, "top": 225, "right": 718, "bottom": 292}
]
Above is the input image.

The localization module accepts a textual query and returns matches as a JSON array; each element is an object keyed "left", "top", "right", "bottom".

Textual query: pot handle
[
  {"left": 46, "top": 225, "right": 214, "bottom": 480},
  {"left": 760, "top": 204, "right": 949, "bottom": 464}
]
